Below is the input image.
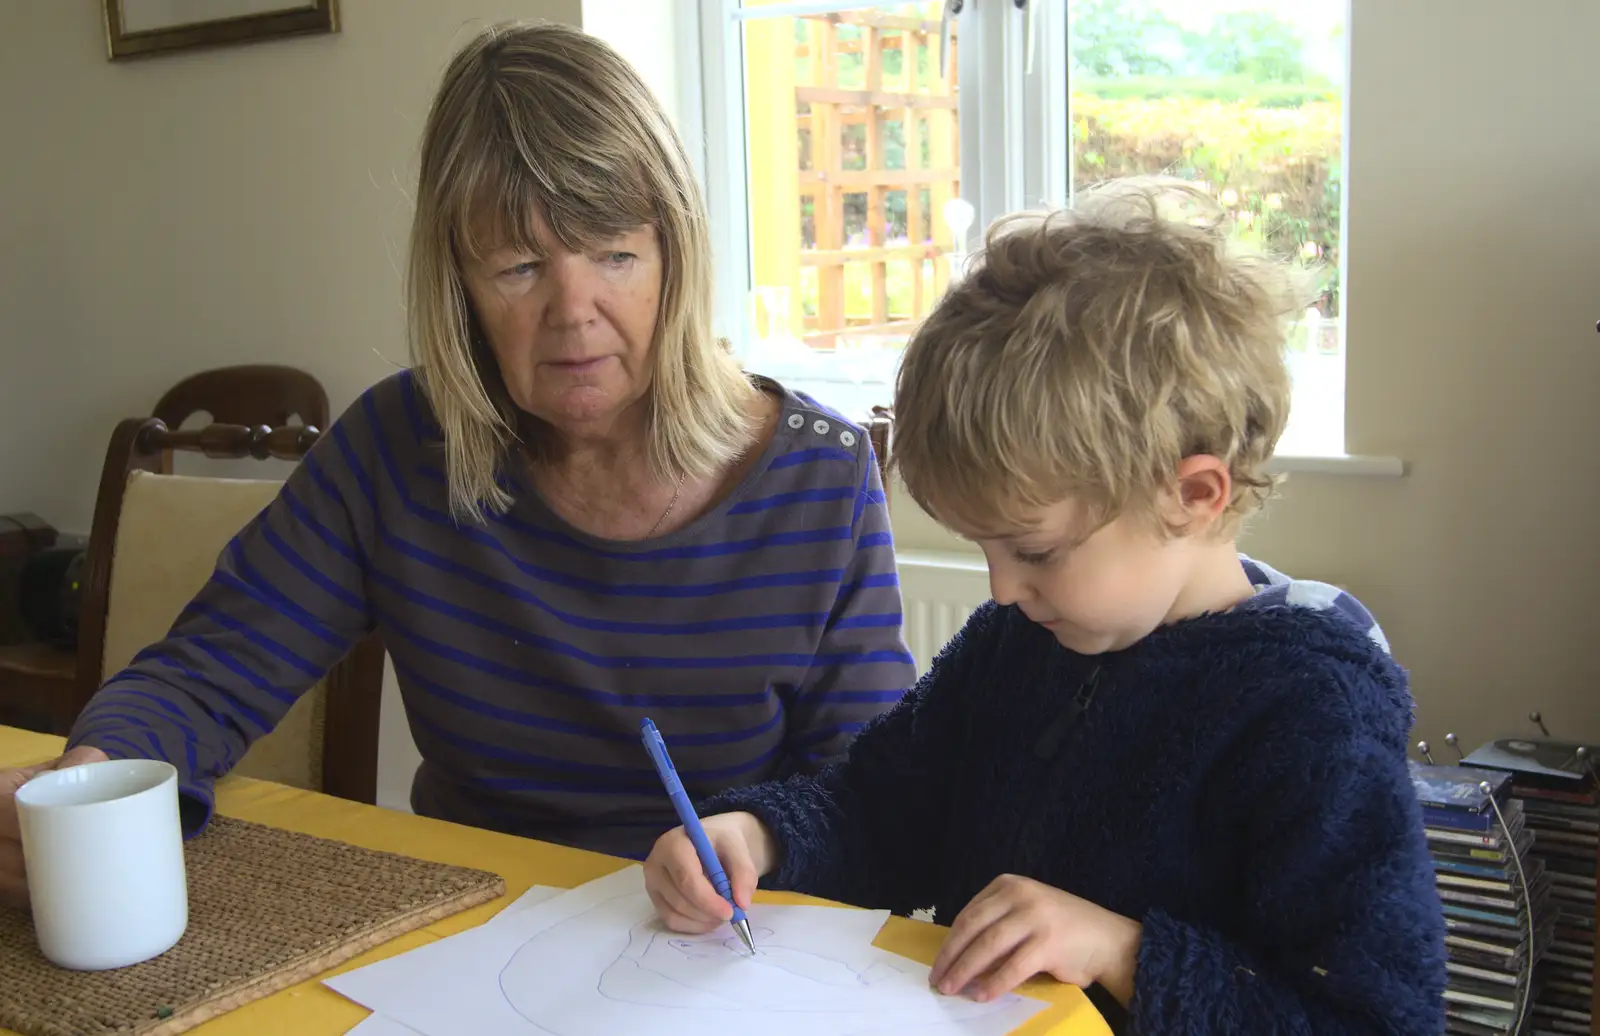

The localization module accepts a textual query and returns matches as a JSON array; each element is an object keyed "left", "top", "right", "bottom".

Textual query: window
[{"left": 697, "top": 0, "right": 1348, "bottom": 455}]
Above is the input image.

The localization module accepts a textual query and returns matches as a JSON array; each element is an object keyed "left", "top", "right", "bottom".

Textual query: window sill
[
  {"left": 740, "top": 354, "right": 1402, "bottom": 477},
  {"left": 1267, "top": 454, "right": 1406, "bottom": 477}
]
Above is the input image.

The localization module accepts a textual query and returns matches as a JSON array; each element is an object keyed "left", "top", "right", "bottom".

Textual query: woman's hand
[
  {"left": 929, "top": 874, "right": 1143, "bottom": 1005},
  {"left": 0, "top": 746, "right": 111, "bottom": 908},
  {"left": 644, "top": 811, "right": 777, "bottom": 933}
]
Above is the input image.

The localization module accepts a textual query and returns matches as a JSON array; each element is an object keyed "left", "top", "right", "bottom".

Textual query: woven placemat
[{"left": 0, "top": 815, "right": 504, "bottom": 1036}]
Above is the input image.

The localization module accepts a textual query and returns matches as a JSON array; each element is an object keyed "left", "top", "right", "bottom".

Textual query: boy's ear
[{"left": 1171, "top": 455, "right": 1233, "bottom": 530}]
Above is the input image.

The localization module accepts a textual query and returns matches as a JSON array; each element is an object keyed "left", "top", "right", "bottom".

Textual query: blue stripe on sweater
[
  {"left": 260, "top": 525, "right": 366, "bottom": 614},
  {"left": 187, "top": 601, "right": 322, "bottom": 678},
  {"left": 145, "top": 656, "right": 272, "bottom": 737},
  {"left": 107, "top": 698, "right": 201, "bottom": 774},
  {"left": 76, "top": 711, "right": 154, "bottom": 737},
  {"left": 802, "top": 689, "right": 907, "bottom": 705},
  {"left": 770, "top": 447, "right": 856, "bottom": 470},
  {"left": 302, "top": 448, "right": 357, "bottom": 520},
  {"left": 117, "top": 687, "right": 204, "bottom": 738},
  {"left": 72, "top": 715, "right": 164, "bottom": 762},
  {"left": 382, "top": 613, "right": 770, "bottom": 708},
  {"left": 188, "top": 639, "right": 298, "bottom": 708},
  {"left": 492, "top": 509, "right": 855, "bottom": 561},
  {"left": 332, "top": 404, "right": 870, "bottom": 599},
  {"left": 836, "top": 573, "right": 901, "bottom": 599},
  {"left": 113, "top": 674, "right": 239, "bottom": 750},
  {"left": 385, "top": 591, "right": 906, "bottom": 674},
  {"left": 792, "top": 721, "right": 866, "bottom": 746},
  {"left": 727, "top": 486, "right": 856, "bottom": 515},
  {"left": 393, "top": 657, "right": 783, "bottom": 747},
  {"left": 103, "top": 700, "right": 189, "bottom": 741},
  {"left": 410, "top": 710, "right": 782, "bottom": 785},
  {"left": 337, "top": 482, "right": 908, "bottom": 665},
  {"left": 96, "top": 733, "right": 154, "bottom": 762},
  {"left": 364, "top": 393, "right": 856, "bottom": 564},
  {"left": 362, "top": 486, "right": 853, "bottom": 596},
  {"left": 832, "top": 613, "right": 904, "bottom": 631},
  {"left": 332, "top": 419, "right": 379, "bottom": 516},
  {"left": 397, "top": 371, "right": 443, "bottom": 442},
  {"left": 373, "top": 533, "right": 841, "bottom": 637},
  {"left": 280, "top": 477, "right": 363, "bottom": 568},
  {"left": 852, "top": 461, "right": 868, "bottom": 528},
  {"left": 213, "top": 562, "right": 348, "bottom": 651}
]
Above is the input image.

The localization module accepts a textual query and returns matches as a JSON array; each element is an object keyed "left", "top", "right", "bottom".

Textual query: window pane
[
  {"left": 1067, "top": 0, "right": 1346, "bottom": 454},
  {"left": 737, "top": 1, "right": 964, "bottom": 419}
]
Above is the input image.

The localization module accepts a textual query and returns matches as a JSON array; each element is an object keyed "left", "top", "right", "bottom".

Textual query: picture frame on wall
[{"left": 103, "top": 1, "right": 339, "bottom": 60}]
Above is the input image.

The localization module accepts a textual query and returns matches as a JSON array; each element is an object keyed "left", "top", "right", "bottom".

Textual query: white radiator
[{"left": 895, "top": 552, "right": 992, "bottom": 676}]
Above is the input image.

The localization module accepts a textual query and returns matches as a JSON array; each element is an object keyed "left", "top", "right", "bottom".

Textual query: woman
[{"left": 0, "top": 20, "right": 912, "bottom": 903}]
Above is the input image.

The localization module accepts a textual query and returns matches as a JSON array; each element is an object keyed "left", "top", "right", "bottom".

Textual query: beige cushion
[{"left": 101, "top": 470, "right": 327, "bottom": 791}]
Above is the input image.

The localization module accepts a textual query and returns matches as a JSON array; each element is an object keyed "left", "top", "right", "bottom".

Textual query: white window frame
[
  {"left": 689, "top": 0, "right": 1396, "bottom": 472},
  {"left": 696, "top": 0, "right": 1046, "bottom": 352}
]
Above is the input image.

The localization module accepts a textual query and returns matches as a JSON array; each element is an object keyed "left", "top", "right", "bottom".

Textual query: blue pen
[{"left": 640, "top": 717, "right": 756, "bottom": 954}]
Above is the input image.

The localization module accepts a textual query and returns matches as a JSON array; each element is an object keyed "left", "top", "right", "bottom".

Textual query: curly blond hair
[{"left": 892, "top": 178, "right": 1309, "bottom": 538}]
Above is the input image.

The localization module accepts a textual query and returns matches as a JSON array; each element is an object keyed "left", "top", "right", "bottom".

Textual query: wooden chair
[
  {"left": 67, "top": 418, "right": 384, "bottom": 804},
  {"left": 867, "top": 406, "right": 894, "bottom": 503},
  {"left": 0, "top": 366, "right": 333, "bottom": 731},
  {"left": 151, "top": 365, "right": 329, "bottom": 473}
]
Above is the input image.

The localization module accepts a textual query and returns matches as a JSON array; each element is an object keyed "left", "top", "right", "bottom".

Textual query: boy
[{"left": 643, "top": 180, "right": 1446, "bottom": 1034}]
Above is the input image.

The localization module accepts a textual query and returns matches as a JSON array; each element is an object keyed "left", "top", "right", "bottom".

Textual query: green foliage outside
[
  {"left": 1068, "top": 0, "right": 1344, "bottom": 318},
  {"left": 786, "top": 2, "right": 1344, "bottom": 327}
]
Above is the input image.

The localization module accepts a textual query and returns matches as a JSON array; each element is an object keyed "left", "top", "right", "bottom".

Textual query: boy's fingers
[
  {"left": 935, "top": 914, "right": 1029, "bottom": 997},
  {"left": 644, "top": 866, "right": 705, "bottom": 931},
  {"left": 724, "top": 846, "right": 758, "bottom": 910},
  {"left": 931, "top": 892, "right": 1015, "bottom": 985},
  {"left": 663, "top": 851, "right": 732, "bottom": 922},
  {"left": 971, "top": 938, "right": 1043, "bottom": 1002},
  {"left": 650, "top": 873, "right": 719, "bottom": 931},
  {"left": 647, "top": 884, "right": 717, "bottom": 934}
]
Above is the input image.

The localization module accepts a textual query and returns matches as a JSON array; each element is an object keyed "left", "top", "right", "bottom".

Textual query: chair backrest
[
  {"left": 75, "top": 419, "right": 383, "bottom": 803},
  {"left": 153, "top": 365, "right": 330, "bottom": 432},
  {"left": 867, "top": 406, "right": 893, "bottom": 503},
  {"left": 152, "top": 365, "right": 330, "bottom": 475}
]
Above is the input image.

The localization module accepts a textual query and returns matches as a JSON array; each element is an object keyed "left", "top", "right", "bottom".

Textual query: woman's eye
[
  {"left": 502, "top": 261, "right": 540, "bottom": 278},
  {"left": 602, "top": 251, "right": 636, "bottom": 266},
  {"left": 1012, "top": 548, "right": 1057, "bottom": 566}
]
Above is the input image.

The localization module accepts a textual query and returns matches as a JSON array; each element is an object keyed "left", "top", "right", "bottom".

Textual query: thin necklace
[{"left": 646, "top": 471, "right": 687, "bottom": 538}]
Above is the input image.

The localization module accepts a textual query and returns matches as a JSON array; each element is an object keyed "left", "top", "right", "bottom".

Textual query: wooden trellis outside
[{"left": 744, "top": 4, "right": 960, "bottom": 351}]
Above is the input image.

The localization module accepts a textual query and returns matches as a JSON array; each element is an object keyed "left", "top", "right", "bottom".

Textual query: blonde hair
[
  {"left": 893, "top": 178, "right": 1308, "bottom": 537},
  {"left": 407, "top": 21, "right": 757, "bottom": 519}
]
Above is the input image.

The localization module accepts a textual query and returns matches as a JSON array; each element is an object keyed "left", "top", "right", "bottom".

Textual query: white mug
[{"left": 16, "top": 758, "right": 188, "bottom": 970}]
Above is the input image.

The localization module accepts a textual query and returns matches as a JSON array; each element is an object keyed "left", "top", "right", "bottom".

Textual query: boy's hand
[
  {"left": 644, "top": 811, "right": 776, "bottom": 934},
  {"left": 929, "top": 874, "right": 1142, "bottom": 1005}
]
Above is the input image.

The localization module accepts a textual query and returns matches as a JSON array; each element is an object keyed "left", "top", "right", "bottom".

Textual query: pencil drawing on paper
[
  {"left": 495, "top": 890, "right": 1035, "bottom": 1036},
  {"left": 594, "top": 920, "right": 906, "bottom": 1011}
]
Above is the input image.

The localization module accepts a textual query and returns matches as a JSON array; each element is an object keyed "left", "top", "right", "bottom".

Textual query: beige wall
[
  {"left": 0, "top": 0, "right": 583, "bottom": 527},
  {"left": 2, "top": 0, "right": 1596, "bottom": 786},
  {"left": 896, "top": 1, "right": 1600, "bottom": 755}
]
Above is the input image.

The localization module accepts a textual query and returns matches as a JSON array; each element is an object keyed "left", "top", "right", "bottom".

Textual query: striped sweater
[{"left": 66, "top": 371, "right": 916, "bottom": 859}]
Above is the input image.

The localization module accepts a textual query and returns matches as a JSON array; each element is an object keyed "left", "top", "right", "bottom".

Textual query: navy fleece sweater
[{"left": 706, "top": 598, "right": 1448, "bottom": 1034}]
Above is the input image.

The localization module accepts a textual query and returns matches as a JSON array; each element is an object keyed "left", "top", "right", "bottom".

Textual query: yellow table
[{"left": 0, "top": 726, "right": 1108, "bottom": 1035}]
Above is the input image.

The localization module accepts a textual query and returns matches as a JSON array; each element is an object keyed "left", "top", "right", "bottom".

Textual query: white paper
[
  {"left": 485, "top": 885, "right": 567, "bottom": 928},
  {"left": 328, "top": 867, "right": 1046, "bottom": 1036},
  {"left": 344, "top": 886, "right": 564, "bottom": 1035}
]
